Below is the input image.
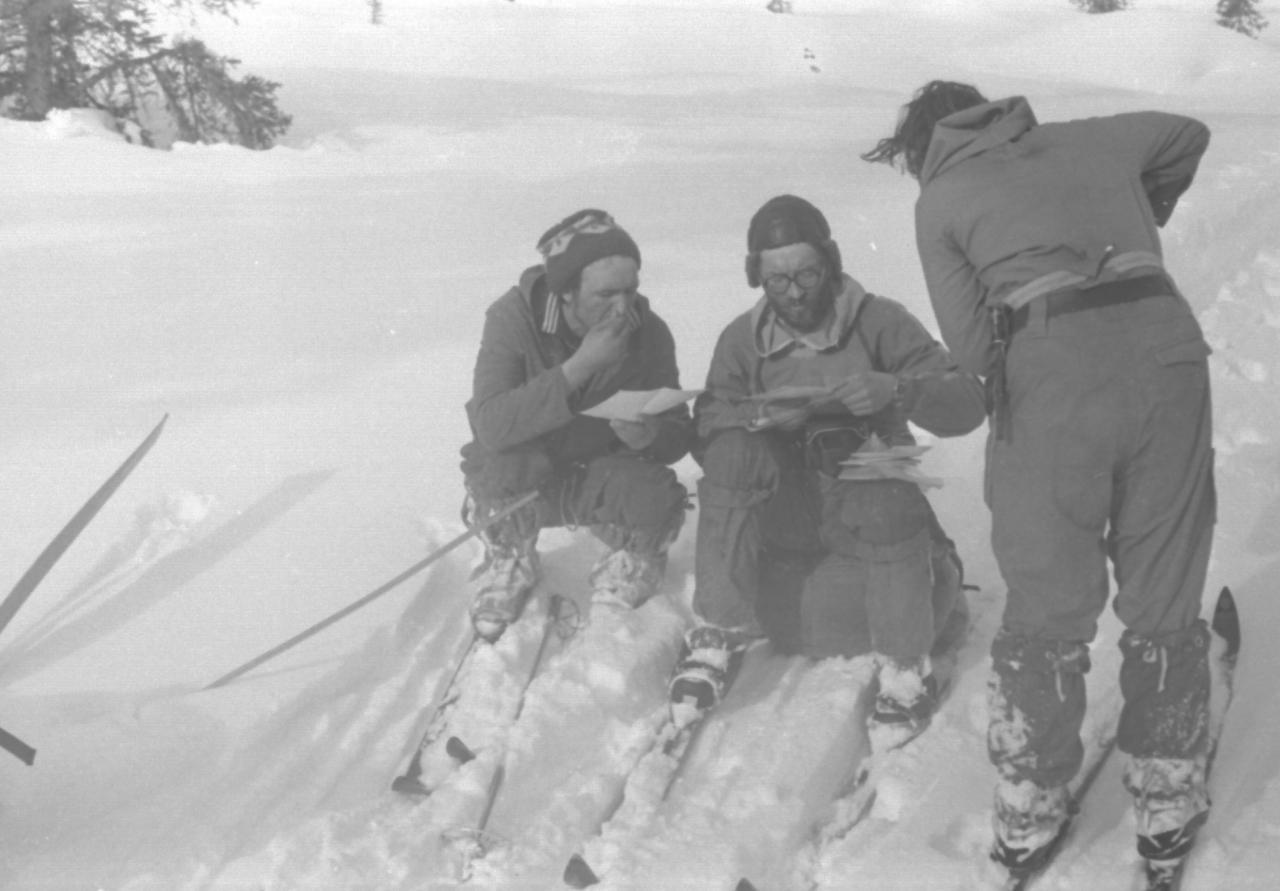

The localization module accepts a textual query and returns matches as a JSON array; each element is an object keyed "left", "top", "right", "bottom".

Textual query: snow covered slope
[{"left": 2, "top": 1, "right": 1279, "bottom": 889}]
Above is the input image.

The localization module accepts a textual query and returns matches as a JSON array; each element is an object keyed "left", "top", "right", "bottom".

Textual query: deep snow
[{"left": 2, "top": 1, "right": 1280, "bottom": 888}]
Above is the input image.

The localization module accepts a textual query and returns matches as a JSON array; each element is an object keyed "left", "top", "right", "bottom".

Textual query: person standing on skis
[
  {"left": 668, "top": 194, "right": 985, "bottom": 750},
  {"left": 459, "top": 209, "right": 693, "bottom": 642},
  {"left": 863, "top": 81, "right": 1215, "bottom": 877}
]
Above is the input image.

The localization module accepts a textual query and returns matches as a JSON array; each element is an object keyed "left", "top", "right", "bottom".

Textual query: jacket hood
[
  {"left": 919, "top": 96, "right": 1038, "bottom": 186},
  {"left": 516, "top": 264, "right": 547, "bottom": 302}
]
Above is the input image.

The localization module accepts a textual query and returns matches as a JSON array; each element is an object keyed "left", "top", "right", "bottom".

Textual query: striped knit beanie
[{"left": 536, "top": 209, "right": 641, "bottom": 295}]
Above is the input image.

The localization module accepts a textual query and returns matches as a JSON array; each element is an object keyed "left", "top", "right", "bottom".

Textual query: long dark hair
[{"left": 862, "top": 81, "right": 987, "bottom": 179}]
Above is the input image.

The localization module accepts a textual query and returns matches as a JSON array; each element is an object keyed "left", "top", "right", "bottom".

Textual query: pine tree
[
  {"left": 0, "top": 0, "right": 290, "bottom": 149},
  {"left": 1217, "top": 0, "right": 1268, "bottom": 36},
  {"left": 1071, "top": 0, "right": 1130, "bottom": 12}
]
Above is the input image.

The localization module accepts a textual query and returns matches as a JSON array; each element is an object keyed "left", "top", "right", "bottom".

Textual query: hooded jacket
[
  {"left": 696, "top": 275, "right": 985, "bottom": 445},
  {"left": 462, "top": 265, "right": 693, "bottom": 470},
  {"left": 915, "top": 96, "right": 1210, "bottom": 375}
]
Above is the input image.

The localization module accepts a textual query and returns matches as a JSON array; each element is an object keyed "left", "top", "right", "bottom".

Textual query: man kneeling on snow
[
  {"left": 670, "top": 195, "right": 986, "bottom": 750},
  {"left": 459, "top": 209, "right": 693, "bottom": 642}
]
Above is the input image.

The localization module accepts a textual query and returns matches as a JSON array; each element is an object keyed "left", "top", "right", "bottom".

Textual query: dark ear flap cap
[
  {"left": 745, "top": 253, "right": 761, "bottom": 288},
  {"left": 822, "top": 239, "right": 843, "bottom": 282}
]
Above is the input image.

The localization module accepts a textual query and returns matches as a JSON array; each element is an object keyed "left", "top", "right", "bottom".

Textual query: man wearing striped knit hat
[{"left": 458, "top": 209, "right": 693, "bottom": 642}]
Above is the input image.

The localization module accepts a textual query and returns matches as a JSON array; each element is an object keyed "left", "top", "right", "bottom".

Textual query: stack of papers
[{"left": 838, "top": 434, "right": 944, "bottom": 489}]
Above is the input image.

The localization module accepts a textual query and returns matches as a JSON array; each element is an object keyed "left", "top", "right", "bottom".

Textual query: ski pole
[
  {"left": 0, "top": 414, "right": 168, "bottom": 643},
  {"left": 0, "top": 415, "right": 168, "bottom": 768},
  {"left": 204, "top": 489, "right": 540, "bottom": 690}
]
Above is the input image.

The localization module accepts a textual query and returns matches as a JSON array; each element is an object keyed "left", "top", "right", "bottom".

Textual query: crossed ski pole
[
  {"left": 0, "top": 414, "right": 169, "bottom": 766},
  {"left": 203, "top": 489, "right": 540, "bottom": 690}
]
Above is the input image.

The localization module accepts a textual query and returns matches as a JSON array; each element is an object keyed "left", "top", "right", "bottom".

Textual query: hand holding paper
[{"left": 746, "top": 383, "right": 836, "bottom": 431}]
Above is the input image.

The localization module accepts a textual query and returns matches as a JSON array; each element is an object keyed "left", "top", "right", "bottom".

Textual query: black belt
[{"left": 1010, "top": 274, "right": 1172, "bottom": 335}]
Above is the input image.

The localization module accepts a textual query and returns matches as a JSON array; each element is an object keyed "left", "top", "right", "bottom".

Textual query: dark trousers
[{"left": 693, "top": 428, "right": 959, "bottom": 661}]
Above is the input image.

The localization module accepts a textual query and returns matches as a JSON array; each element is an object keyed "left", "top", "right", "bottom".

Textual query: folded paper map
[
  {"left": 581, "top": 388, "right": 702, "bottom": 422},
  {"left": 839, "top": 434, "right": 944, "bottom": 489}
]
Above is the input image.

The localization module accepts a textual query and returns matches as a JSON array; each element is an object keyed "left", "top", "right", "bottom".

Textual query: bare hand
[
  {"left": 565, "top": 306, "right": 638, "bottom": 384},
  {"left": 747, "top": 400, "right": 810, "bottom": 432},
  {"left": 610, "top": 416, "right": 660, "bottom": 450},
  {"left": 831, "top": 371, "right": 897, "bottom": 417}
]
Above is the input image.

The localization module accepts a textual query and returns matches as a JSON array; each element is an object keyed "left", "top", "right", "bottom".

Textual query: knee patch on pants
[
  {"left": 988, "top": 632, "right": 1091, "bottom": 786},
  {"left": 823, "top": 479, "right": 932, "bottom": 552},
  {"left": 1117, "top": 621, "right": 1210, "bottom": 759}
]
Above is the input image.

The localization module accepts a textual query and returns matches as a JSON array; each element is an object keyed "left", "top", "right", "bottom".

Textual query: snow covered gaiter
[
  {"left": 1116, "top": 621, "right": 1210, "bottom": 760},
  {"left": 987, "top": 631, "right": 1091, "bottom": 788}
]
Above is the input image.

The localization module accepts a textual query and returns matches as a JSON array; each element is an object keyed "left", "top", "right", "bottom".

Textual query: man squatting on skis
[
  {"left": 667, "top": 195, "right": 986, "bottom": 749},
  {"left": 459, "top": 209, "right": 693, "bottom": 642},
  {"left": 864, "top": 82, "right": 1215, "bottom": 875}
]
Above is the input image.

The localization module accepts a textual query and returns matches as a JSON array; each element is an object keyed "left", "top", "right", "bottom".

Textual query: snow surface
[{"left": 3, "top": 0, "right": 1280, "bottom": 888}]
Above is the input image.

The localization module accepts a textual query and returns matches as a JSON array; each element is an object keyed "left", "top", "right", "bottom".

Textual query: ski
[
  {"left": 771, "top": 593, "right": 972, "bottom": 891},
  {"left": 436, "top": 593, "right": 576, "bottom": 876},
  {"left": 0, "top": 414, "right": 168, "bottom": 767},
  {"left": 392, "top": 592, "right": 569, "bottom": 797},
  {"left": 0, "top": 414, "right": 168, "bottom": 643},
  {"left": 1140, "top": 586, "right": 1240, "bottom": 891},
  {"left": 562, "top": 710, "right": 711, "bottom": 888},
  {"left": 562, "top": 643, "right": 757, "bottom": 889},
  {"left": 390, "top": 630, "right": 484, "bottom": 795}
]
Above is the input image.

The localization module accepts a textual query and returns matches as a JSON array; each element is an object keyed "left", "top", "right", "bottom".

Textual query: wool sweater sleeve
[
  {"left": 467, "top": 301, "right": 576, "bottom": 453},
  {"left": 862, "top": 295, "right": 987, "bottom": 438},
  {"left": 1083, "top": 112, "right": 1210, "bottom": 227}
]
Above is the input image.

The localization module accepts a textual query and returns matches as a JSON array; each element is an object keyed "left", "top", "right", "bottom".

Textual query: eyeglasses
[{"left": 762, "top": 265, "right": 825, "bottom": 296}]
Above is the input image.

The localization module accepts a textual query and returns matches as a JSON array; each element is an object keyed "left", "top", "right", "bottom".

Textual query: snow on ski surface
[{"left": 2, "top": 0, "right": 1279, "bottom": 888}]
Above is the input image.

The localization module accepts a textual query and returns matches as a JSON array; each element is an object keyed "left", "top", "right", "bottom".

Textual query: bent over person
[
  {"left": 459, "top": 209, "right": 693, "bottom": 642},
  {"left": 669, "top": 195, "right": 986, "bottom": 751},
  {"left": 864, "top": 82, "right": 1215, "bottom": 880}
]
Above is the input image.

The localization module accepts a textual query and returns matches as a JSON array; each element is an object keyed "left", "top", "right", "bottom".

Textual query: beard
[{"left": 769, "top": 283, "right": 836, "bottom": 334}]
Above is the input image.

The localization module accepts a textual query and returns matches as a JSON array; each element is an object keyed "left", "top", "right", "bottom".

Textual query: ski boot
[
  {"left": 469, "top": 544, "right": 539, "bottom": 642},
  {"left": 588, "top": 547, "right": 667, "bottom": 609},
  {"left": 466, "top": 494, "right": 540, "bottom": 642},
  {"left": 868, "top": 657, "right": 939, "bottom": 753},
  {"left": 1126, "top": 756, "right": 1211, "bottom": 885},
  {"left": 668, "top": 625, "right": 742, "bottom": 727},
  {"left": 990, "top": 778, "right": 1073, "bottom": 874}
]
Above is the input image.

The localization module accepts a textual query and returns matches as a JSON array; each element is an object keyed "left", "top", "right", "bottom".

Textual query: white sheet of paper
[{"left": 580, "top": 388, "right": 701, "bottom": 422}]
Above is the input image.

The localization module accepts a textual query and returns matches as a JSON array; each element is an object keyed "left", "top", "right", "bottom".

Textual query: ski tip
[
  {"left": 445, "top": 736, "right": 477, "bottom": 764},
  {"left": 563, "top": 852, "right": 600, "bottom": 888},
  {"left": 390, "top": 775, "right": 432, "bottom": 797},
  {"left": 736, "top": 880, "right": 760, "bottom": 891},
  {"left": 1212, "top": 586, "right": 1241, "bottom": 660}
]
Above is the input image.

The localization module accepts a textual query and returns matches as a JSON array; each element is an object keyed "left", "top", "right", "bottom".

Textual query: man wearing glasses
[{"left": 669, "top": 195, "right": 985, "bottom": 749}]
